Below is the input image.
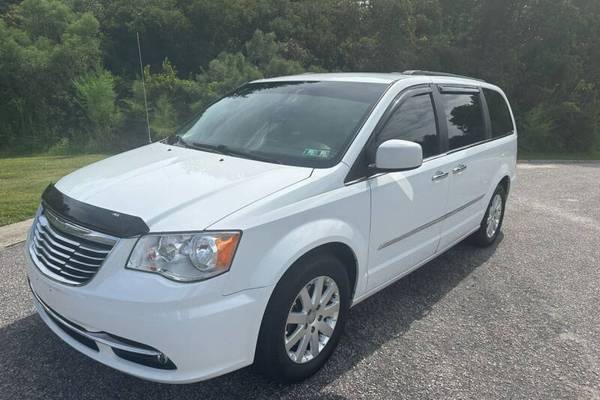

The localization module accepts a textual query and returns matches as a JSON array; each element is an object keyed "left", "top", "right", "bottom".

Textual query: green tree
[
  {"left": 127, "top": 59, "right": 203, "bottom": 141},
  {"left": 0, "top": 0, "right": 103, "bottom": 153},
  {"left": 2, "top": 0, "right": 600, "bottom": 155},
  {"left": 196, "top": 52, "right": 262, "bottom": 106},
  {"left": 244, "top": 29, "right": 305, "bottom": 77},
  {"left": 74, "top": 70, "right": 121, "bottom": 149}
]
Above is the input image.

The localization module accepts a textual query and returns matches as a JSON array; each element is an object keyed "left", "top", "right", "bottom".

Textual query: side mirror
[{"left": 374, "top": 139, "right": 423, "bottom": 172}]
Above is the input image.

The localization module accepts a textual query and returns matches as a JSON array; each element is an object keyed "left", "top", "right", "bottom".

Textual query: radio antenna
[{"left": 136, "top": 32, "right": 152, "bottom": 144}]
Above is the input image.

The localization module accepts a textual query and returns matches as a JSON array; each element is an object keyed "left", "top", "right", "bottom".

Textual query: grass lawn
[{"left": 0, "top": 154, "right": 106, "bottom": 226}]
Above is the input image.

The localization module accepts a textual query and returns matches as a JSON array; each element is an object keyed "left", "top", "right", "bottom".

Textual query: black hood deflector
[{"left": 42, "top": 184, "right": 149, "bottom": 238}]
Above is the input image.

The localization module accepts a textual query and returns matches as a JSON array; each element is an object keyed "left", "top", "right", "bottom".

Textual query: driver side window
[{"left": 378, "top": 93, "right": 440, "bottom": 159}]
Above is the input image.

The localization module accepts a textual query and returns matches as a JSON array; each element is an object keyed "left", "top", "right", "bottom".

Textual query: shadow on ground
[{"left": 0, "top": 237, "right": 501, "bottom": 399}]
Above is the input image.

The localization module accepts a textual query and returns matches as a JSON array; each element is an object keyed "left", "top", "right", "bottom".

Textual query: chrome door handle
[
  {"left": 452, "top": 164, "right": 467, "bottom": 174},
  {"left": 431, "top": 171, "right": 449, "bottom": 181}
]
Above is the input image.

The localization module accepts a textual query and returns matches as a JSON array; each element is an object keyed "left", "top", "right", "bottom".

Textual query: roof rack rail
[{"left": 402, "top": 70, "right": 486, "bottom": 82}]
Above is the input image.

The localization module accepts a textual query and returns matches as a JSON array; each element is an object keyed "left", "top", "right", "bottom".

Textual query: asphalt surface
[{"left": 1, "top": 162, "right": 599, "bottom": 399}]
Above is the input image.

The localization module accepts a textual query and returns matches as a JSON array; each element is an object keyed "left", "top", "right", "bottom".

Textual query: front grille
[{"left": 29, "top": 207, "right": 117, "bottom": 285}]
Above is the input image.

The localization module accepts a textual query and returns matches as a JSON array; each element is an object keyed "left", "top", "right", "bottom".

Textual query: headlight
[{"left": 126, "top": 231, "right": 241, "bottom": 282}]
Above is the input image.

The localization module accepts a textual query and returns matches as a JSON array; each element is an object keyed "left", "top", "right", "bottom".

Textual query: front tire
[
  {"left": 470, "top": 184, "right": 507, "bottom": 247},
  {"left": 255, "top": 253, "right": 351, "bottom": 383}
]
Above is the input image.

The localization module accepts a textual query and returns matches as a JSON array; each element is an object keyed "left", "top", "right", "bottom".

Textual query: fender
[{"left": 222, "top": 217, "right": 369, "bottom": 298}]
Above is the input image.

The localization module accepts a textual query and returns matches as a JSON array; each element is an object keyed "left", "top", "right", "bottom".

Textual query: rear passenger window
[
  {"left": 484, "top": 89, "right": 514, "bottom": 138},
  {"left": 442, "top": 92, "right": 485, "bottom": 150},
  {"left": 379, "top": 94, "right": 439, "bottom": 158}
]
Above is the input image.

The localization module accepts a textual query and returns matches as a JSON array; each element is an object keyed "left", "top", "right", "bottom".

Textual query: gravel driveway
[{"left": 1, "top": 162, "right": 599, "bottom": 399}]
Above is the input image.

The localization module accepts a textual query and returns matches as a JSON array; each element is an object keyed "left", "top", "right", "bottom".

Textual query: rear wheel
[
  {"left": 470, "top": 185, "right": 506, "bottom": 247},
  {"left": 255, "top": 253, "right": 350, "bottom": 382}
]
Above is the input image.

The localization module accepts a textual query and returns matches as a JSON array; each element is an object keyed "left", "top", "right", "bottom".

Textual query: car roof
[
  {"left": 253, "top": 72, "right": 409, "bottom": 85},
  {"left": 252, "top": 72, "right": 505, "bottom": 95},
  {"left": 252, "top": 72, "right": 485, "bottom": 86}
]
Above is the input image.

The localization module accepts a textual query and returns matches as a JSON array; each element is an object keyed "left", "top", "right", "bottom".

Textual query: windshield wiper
[
  {"left": 167, "top": 135, "right": 281, "bottom": 164},
  {"left": 168, "top": 136, "right": 228, "bottom": 155},
  {"left": 187, "top": 142, "right": 229, "bottom": 155},
  {"left": 216, "top": 146, "right": 282, "bottom": 164}
]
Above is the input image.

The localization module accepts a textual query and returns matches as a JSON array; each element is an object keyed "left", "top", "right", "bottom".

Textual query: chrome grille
[{"left": 29, "top": 208, "right": 117, "bottom": 285}]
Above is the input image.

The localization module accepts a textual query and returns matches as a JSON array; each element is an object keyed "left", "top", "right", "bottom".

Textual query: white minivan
[{"left": 26, "top": 72, "right": 517, "bottom": 383}]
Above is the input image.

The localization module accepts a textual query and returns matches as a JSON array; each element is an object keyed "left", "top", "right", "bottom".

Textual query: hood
[{"left": 55, "top": 143, "right": 312, "bottom": 231}]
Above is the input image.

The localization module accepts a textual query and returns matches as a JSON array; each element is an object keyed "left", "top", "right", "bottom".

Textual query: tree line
[{"left": 1, "top": 0, "right": 599, "bottom": 156}]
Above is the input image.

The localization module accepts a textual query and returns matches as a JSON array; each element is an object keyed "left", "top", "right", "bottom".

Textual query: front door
[{"left": 367, "top": 89, "right": 451, "bottom": 291}]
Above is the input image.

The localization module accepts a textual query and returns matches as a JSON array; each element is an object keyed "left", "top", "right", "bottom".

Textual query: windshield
[{"left": 179, "top": 81, "right": 388, "bottom": 167}]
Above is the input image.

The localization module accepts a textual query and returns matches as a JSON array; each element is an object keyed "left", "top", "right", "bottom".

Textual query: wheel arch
[
  {"left": 486, "top": 159, "right": 513, "bottom": 204},
  {"left": 499, "top": 175, "right": 511, "bottom": 194},
  {"left": 285, "top": 242, "right": 359, "bottom": 300}
]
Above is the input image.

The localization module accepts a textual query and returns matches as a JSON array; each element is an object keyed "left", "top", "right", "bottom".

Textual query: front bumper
[{"left": 26, "top": 238, "right": 272, "bottom": 383}]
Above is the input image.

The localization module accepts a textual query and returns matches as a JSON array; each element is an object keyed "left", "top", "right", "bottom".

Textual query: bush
[
  {"left": 126, "top": 59, "right": 203, "bottom": 142},
  {"left": 47, "top": 137, "right": 71, "bottom": 155},
  {"left": 554, "top": 101, "right": 596, "bottom": 152},
  {"left": 521, "top": 104, "right": 557, "bottom": 153},
  {"left": 150, "top": 94, "right": 178, "bottom": 140},
  {"left": 74, "top": 70, "right": 122, "bottom": 148}
]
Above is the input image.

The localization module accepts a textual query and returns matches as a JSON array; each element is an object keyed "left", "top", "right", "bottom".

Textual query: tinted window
[
  {"left": 378, "top": 94, "right": 439, "bottom": 158},
  {"left": 442, "top": 93, "right": 485, "bottom": 150},
  {"left": 484, "top": 89, "right": 514, "bottom": 138},
  {"left": 179, "top": 81, "right": 387, "bottom": 168}
]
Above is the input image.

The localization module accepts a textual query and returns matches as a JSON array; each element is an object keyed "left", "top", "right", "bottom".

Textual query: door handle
[
  {"left": 431, "top": 171, "right": 449, "bottom": 181},
  {"left": 452, "top": 164, "right": 467, "bottom": 174}
]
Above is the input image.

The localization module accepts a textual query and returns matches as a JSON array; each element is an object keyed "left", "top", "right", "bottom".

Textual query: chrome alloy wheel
[
  {"left": 486, "top": 193, "right": 503, "bottom": 239},
  {"left": 284, "top": 276, "right": 340, "bottom": 364}
]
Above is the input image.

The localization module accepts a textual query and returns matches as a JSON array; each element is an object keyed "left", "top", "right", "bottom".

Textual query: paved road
[{"left": 1, "top": 163, "right": 599, "bottom": 399}]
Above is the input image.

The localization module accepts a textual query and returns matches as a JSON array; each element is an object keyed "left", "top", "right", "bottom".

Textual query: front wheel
[
  {"left": 254, "top": 253, "right": 350, "bottom": 382},
  {"left": 470, "top": 185, "right": 507, "bottom": 247}
]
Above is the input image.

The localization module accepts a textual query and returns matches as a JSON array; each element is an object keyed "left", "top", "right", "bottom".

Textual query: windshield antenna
[{"left": 136, "top": 32, "right": 152, "bottom": 144}]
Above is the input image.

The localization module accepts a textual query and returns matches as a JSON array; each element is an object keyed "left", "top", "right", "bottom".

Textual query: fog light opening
[{"left": 157, "top": 352, "right": 169, "bottom": 365}]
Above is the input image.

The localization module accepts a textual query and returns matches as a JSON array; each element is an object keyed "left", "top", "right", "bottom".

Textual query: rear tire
[
  {"left": 470, "top": 184, "right": 507, "bottom": 247},
  {"left": 254, "top": 253, "right": 350, "bottom": 383}
]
